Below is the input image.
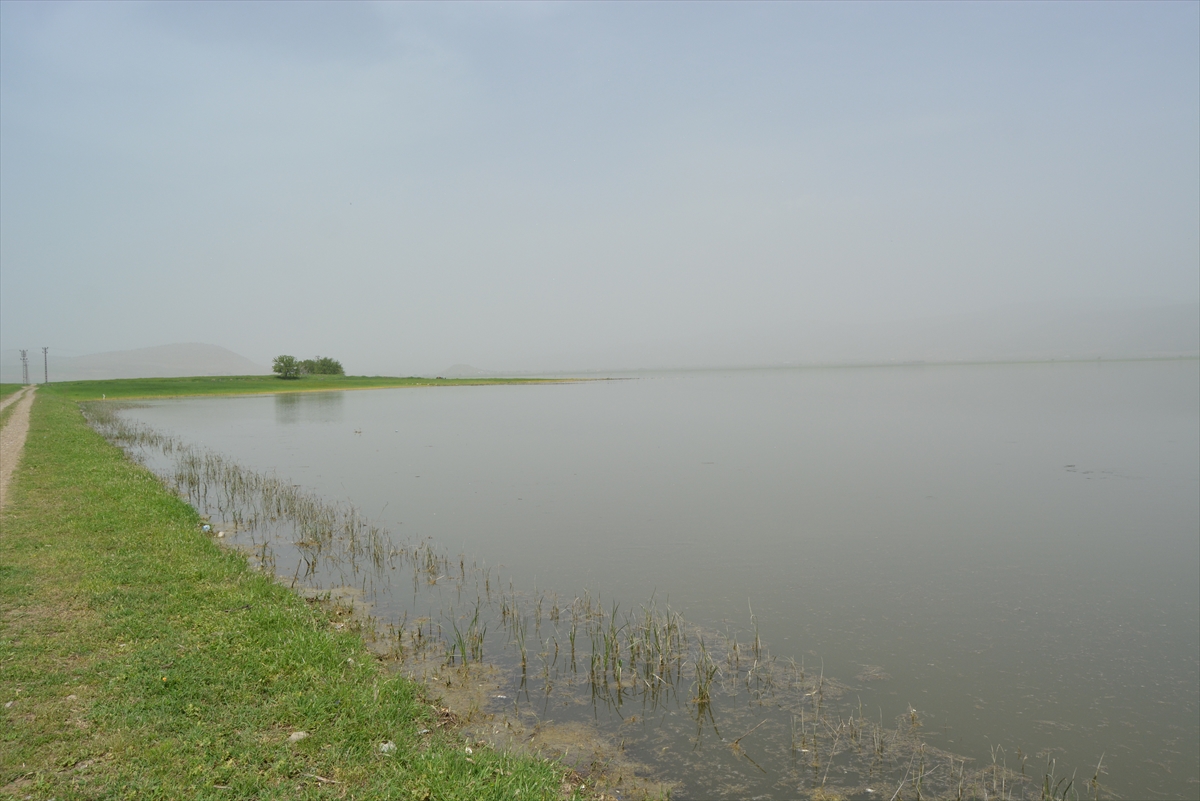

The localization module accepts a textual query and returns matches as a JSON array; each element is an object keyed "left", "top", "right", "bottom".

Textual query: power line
[
  {"left": 19, "top": 349, "right": 29, "bottom": 385},
  {"left": 42, "top": 346, "right": 49, "bottom": 384}
]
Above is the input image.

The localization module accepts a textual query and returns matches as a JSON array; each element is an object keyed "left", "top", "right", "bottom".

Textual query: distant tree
[
  {"left": 299, "top": 356, "right": 345, "bottom": 376},
  {"left": 272, "top": 355, "right": 301, "bottom": 379}
]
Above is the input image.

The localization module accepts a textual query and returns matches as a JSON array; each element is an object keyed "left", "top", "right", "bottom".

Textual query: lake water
[{"left": 111, "top": 360, "right": 1199, "bottom": 799}]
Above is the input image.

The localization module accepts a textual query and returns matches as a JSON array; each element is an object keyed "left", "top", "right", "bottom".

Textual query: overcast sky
[{"left": 1, "top": 1, "right": 1197, "bottom": 374}]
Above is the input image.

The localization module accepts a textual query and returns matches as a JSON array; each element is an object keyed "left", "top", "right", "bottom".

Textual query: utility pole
[
  {"left": 19, "top": 349, "right": 29, "bottom": 385},
  {"left": 42, "top": 346, "right": 49, "bottom": 384}
]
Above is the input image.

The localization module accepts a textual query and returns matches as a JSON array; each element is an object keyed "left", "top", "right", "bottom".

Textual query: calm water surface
[{"left": 118, "top": 360, "right": 1199, "bottom": 798}]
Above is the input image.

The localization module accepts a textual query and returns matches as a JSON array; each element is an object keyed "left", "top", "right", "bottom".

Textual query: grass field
[
  {"left": 0, "top": 383, "right": 23, "bottom": 401},
  {"left": 0, "top": 389, "right": 583, "bottom": 799},
  {"left": 46, "top": 374, "right": 570, "bottom": 402}
]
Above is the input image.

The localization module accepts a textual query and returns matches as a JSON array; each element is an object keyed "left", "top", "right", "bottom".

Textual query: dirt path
[
  {"left": 0, "top": 385, "right": 32, "bottom": 413},
  {"left": 0, "top": 386, "right": 37, "bottom": 510}
]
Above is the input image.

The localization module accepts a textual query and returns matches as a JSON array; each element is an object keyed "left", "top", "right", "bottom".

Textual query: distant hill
[{"left": 0, "top": 343, "right": 268, "bottom": 383}]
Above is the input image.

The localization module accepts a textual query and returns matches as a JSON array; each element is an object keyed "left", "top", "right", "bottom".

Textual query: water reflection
[{"left": 275, "top": 390, "right": 344, "bottom": 425}]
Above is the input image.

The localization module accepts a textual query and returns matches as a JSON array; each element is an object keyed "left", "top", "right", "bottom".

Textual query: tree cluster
[{"left": 272, "top": 355, "right": 345, "bottom": 379}]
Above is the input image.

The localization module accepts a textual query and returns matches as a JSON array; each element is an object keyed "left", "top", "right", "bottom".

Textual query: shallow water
[{"left": 114, "top": 360, "right": 1199, "bottom": 798}]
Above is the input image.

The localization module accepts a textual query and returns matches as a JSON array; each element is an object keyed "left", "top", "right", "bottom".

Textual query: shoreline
[
  {"left": 44, "top": 374, "right": 601, "bottom": 403},
  {"left": 0, "top": 389, "right": 592, "bottom": 799}
]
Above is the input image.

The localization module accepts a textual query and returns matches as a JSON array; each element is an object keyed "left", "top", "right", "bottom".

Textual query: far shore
[{"left": 41, "top": 374, "right": 603, "bottom": 402}]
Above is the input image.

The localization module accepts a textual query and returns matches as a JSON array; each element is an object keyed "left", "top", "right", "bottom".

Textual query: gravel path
[{"left": 0, "top": 386, "right": 36, "bottom": 510}]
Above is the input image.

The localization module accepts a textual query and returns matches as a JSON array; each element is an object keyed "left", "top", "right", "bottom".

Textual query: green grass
[
  {"left": 0, "top": 389, "right": 581, "bottom": 799},
  {"left": 47, "top": 374, "right": 570, "bottom": 402},
  {"left": 0, "top": 383, "right": 24, "bottom": 401}
]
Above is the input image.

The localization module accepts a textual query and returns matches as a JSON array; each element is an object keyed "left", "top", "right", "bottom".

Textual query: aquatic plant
[{"left": 84, "top": 401, "right": 1114, "bottom": 801}]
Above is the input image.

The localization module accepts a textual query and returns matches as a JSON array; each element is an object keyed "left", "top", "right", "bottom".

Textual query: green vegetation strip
[
  {"left": 0, "top": 384, "right": 23, "bottom": 402},
  {"left": 0, "top": 390, "right": 580, "bottom": 799},
  {"left": 48, "top": 375, "right": 572, "bottom": 402}
]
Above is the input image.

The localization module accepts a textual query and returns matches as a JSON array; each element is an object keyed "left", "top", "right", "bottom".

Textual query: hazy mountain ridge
[{"left": 0, "top": 343, "right": 268, "bottom": 383}]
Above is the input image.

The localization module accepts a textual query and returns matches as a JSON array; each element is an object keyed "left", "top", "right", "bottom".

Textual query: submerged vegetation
[
  {"left": 81, "top": 399, "right": 1114, "bottom": 800},
  {"left": 0, "top": 390, "right": 587, "bottom": 798}
]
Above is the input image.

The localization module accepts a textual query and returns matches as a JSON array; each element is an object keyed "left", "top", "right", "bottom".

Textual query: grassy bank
[
  {"left": 47, "top": 375, "right": 570, "bottom": 402},
  {"left": 0, "top": 384, "right": 23, "bottom": 402},
  {"left": 0, "top": 390, "right": 581, "bottom": 799}
]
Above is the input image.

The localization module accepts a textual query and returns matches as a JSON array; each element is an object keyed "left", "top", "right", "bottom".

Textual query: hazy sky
[{"left": 1, "top": 1, "right": 1197, "bottom": 373}]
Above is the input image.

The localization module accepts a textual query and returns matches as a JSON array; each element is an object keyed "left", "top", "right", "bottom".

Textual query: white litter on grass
[
  {"left": 379, "top": 741, "right": 396, "bottom": 754},
  {"left": 288, "top": 731, "right": 309, "bottom": 743}
]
